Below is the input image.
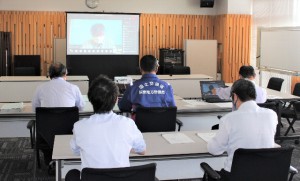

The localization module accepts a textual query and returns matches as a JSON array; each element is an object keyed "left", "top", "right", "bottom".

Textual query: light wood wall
[
  {"left": 0, "top": 11, "right": 66, "bottom": 75},
  {"left": 0, "top": 11, "right": 252, "bottom": 83},
  {"left": 215, "top": 14, "right": 252, "bottom": 82}
]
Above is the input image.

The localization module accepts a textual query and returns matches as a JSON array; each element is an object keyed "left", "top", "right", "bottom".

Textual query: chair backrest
[
  {"left": 292, "top": 83, "right": 300, "bottom": 96},
  {"left": 230, "top": 147, "right": 294, "bottom": 181},
  {"left": 135, "top": 106, "right": 177, "bottom": 132},
  {"left": 35, "top": 107, "right": 79, "bottom": 148},
  {"left": 267, "top": 77, "right": 284, "bottom": 91},
  {"left": 81, "top": 163, "right": 157, "bottom": 181},
  {"left": 292, "top": 101, "right": 300, "bottom": 119},
  {"left": 257, "top": 101, "right": 280, "bottom": 116},
  {"left": 169, "top": 66, "right": 191, "bottom": 75},
  {"left": 257, "top": 101, "right": 282, "bottom": 137}
]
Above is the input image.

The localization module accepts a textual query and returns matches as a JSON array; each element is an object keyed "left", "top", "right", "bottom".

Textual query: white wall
[
  {"left": 215, "top": 0, "right": 252, "bottom": 15},
  {"left": 0, "top": 0, "right": 217, "bottom": 15},
  {"left": 215, "top": 0, "right": 229, "bottom": 14},
  {"left": 228, "top": 0, "right": 252, "bottom": 14},
  {"left": 0, "top": 0, "right": 253, "bottom": 15}
]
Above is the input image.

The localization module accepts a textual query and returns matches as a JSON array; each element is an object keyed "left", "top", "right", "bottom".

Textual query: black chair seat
[
  {"left": 81, "top": 163, "right": 158, "bottom": 181},
  {"left": 201, "top": 147, "right": 297, "bottom": 181},
  {"left": 135, "top": 106, "right": 182, "bottom": 132},
  {"left": 34, "top": 107, "right": 79, "bottom": 168},
  {"left": 281, "top": 109, "right": 295, "bottom": 118}
]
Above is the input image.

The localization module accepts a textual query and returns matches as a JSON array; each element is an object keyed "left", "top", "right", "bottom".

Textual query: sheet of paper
[
  {"left": 215, "top": 102, "right": 232, "bottom": 108},
  {"left": 1, "top": 102, "right": 24, "bottom": 110},
  {"left": 197, "top": 132, "right": 216, "bottom": 142},
  {"left": 82, "top": 95, "right": 89, "bottom": 102},
  {"left": 267, "top": 95, "right": 282, "bottom": 99},
  {"left": 183, "top": 99, "right": 207, "bottom": 106},
  {"left": 162, "top": 133, "right": 195, "bottom": 144}
]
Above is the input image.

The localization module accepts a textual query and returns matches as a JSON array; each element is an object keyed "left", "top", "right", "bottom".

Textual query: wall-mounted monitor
[{"left": 67, "top": 12, "right": 139, "bottom": 55}]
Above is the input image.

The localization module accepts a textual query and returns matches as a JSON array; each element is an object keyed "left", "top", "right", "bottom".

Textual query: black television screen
[{"left": 67, "top": 13, "right": 139, "bottom": 55}]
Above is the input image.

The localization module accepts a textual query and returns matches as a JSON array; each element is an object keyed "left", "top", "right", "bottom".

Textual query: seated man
[
  {"left": 65, "top": 75, "right": 146, "bottom": 181},
  {"left": 212, "top": 65, "right": 267, "bottom": 103},
  {"left": 32, "top": 62, "right": 85, "bottom": 111},
  {"left": 207, "top": 79, "right": 277, "bottom": 180},
  {"left": 32, "top": 62, "right": 85, "bottom": 167},
  {"left": 118, "top": 55, "right": 176, "bottom": 112}
]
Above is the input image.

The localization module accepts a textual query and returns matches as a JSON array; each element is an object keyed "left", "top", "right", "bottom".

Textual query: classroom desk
[
  {"left": 128, "top": 74, "right": 213, "bottom": 98},
  {"left": 52, "top": 131, "right": 226, "bottom": 181},
  {"left": 0, "top": 76, "right": 89, "bottom": 102},
  {"left": 0, "top": 95, "right": 231, "bottom": 137},
  {"left": 0, "top": 89, "right": 299, "bottom": 137}
]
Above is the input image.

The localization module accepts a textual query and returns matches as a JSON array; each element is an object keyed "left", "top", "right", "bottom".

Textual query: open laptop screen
[{"left": 200, "top": 80, "right": 226, "bottom": 99}]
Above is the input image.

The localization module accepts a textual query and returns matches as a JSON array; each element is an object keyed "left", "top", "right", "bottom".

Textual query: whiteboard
[
  {"left": 184, "top": 40, "right": 217, "bottom": 79},
  {"left": 259, "top": 27, "right": 300, "bottom": 73}
]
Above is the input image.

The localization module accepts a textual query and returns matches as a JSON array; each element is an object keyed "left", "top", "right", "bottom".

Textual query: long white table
[
  {"left": 128, "top": 74, "right": 213, "bottom": 98},
  {"left": 52, "top": 131, "right": 226, "bottom": 181},
  {"left": 0, "top": 89, "right": 299, "bottom": 137},
  {"left": 0, "top": 76, "right": 89, "bottom": 102},
  {"left": 0, "top": 95, "right": 231, "bottom": 137}
]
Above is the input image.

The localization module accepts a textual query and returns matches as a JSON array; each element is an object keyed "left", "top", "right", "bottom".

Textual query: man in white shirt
[
  {"left": 212, "top": 65, "right": 267, "bottom": 103},
  {"left": 32, "top": 62, "right": 85, "bottom": 111},
  {"left": 65, "top": 75, "right": 146, "bottom": 181},
  {"left": 206, "top": 79, "right": 277, "bottom": 180},
  {"left": 31, "top": 62, "right": 85, "bottom": 167}
]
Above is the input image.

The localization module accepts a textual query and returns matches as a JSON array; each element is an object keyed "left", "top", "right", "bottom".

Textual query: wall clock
[{"left": 86, "top": 0, "right": 99, "bottom": 9}]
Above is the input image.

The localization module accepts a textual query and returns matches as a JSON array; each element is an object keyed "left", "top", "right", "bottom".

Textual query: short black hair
[
  {"left": 140, "top": 55, "right": 158, "bottom": 72},
  {"left": 88, "top": 75, "right": 119, "bottom": 114},
  {"left": 239, "top": 65, "right": 255, "bottom": 78},
  {"left": 231, "top": 79, "right": 256, "bottom": 102},
  {"left": 49, "top": 62, "right": 67, "bottom": 79}
]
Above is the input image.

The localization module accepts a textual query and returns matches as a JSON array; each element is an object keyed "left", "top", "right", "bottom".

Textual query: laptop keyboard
[{"left": 205, "top": 97, "right": 232, "bottom": 103}]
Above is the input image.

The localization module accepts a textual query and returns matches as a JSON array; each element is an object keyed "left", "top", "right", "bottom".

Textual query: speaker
[{"left": 200, "top": 0, "right": 214, "bottom": 8}]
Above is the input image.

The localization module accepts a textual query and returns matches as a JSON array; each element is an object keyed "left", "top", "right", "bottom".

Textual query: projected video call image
[
  {"left": 67, "top": 13, "right": 139, "bottom": 55},
  {"left": 69, "top": 20, "right": 122, "bottom": 54}
]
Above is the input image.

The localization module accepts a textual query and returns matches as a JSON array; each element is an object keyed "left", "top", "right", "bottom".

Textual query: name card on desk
[
  {"left": 162, "top": 133, "right": 194, "bottom": 144},
  {"left": 1, "top": 102, "right": 24, "bottom": 110}
]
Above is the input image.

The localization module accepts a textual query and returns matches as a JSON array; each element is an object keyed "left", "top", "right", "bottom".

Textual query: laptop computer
[{"left": 200, "top": 80, "right": 232, "bottom": 103}]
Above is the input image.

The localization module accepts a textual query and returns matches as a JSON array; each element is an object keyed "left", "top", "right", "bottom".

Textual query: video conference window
[{"left": 67, "top": 13, "right": 139, "bottom": 55}]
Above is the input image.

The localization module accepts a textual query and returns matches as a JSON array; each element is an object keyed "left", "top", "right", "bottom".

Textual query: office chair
[
  {"left": 34, "top": 107, "right": 79, "bottom": 168},
  {"left": 267, "top": 77, "right": 284, "bottom": 91},
  {"left": 79, "top": 163, "right": 158, "bottom": 181},
  {"left": 201, "top": 147, "right": 298, "bottom": 181},
  {"left": 281, "top": 101, "right": 300, "bottom": 136},
  {"left": 281, "top": 83, "right": 300, "bottom": 135},
  {"left": 135, "top": 106, "right": 183, "bottom": 132}
]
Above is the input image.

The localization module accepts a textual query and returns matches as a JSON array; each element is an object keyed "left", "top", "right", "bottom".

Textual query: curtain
[{"left": 0, "top": 32, "right": 12, "bottom": 76}]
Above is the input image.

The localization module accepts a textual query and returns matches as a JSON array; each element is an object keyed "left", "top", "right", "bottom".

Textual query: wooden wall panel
[
  {"left": 139, "top": 14, "right": 216, "bottom": 61},
  {"left": 214, "top": 14, "right": 252, "bottom": 83},
  {"left": 0, "top": 11, "right": 251, "bottom": 80},
  {"left": 0, "top": 11, "right": 66, "bottom": 75}
]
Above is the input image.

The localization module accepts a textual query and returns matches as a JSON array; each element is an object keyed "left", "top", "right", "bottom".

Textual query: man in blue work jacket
[{"left": 118, "top": 55, "right": 176, "bottom": 113}]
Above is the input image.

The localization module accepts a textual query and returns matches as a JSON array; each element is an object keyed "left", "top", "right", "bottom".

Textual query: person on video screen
[
  {"left": 204, "top": 85, "right": 215, "bottom": 96},
  {"left": 82, "top": 23, "right": 116, "bottom": 51}
]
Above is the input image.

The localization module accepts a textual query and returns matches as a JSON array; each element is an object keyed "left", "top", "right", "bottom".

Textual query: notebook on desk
[{"left": 200, "top": 80, "right": 231, "bottom": 103}]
